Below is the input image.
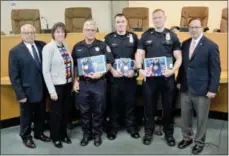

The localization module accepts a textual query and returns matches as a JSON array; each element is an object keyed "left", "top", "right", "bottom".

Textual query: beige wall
[
  {"left": 1, "top": 1, "right": 112, "bottom": 34},
  {"left": 111, "top": 1, "right": 129, "bottom": 31},
  {"left": 129, "top": 1, "right": 227, "bottom": 31},
  {"left": 1, "top": 1, "right": 227, "bottom": 34}
]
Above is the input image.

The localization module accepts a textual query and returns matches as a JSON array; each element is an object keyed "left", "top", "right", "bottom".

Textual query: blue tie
[{"left": 31, "top": 45, "right": 41, "bottom": 66}]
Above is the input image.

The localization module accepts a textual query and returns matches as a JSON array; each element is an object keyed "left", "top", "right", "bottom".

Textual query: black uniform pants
[
  {"left": 109, "top": 78, "right": 137, "bottom": 133},
  {"left": 78, "top": 79, "right": 106, "bottom": 137},
  {"left": 104, "top": 78, "right": 111, "bottom": 132},
  {"left": 19, "top": 100, "right": 45, "bottom": 140},
  {"left": 50, "top": 83, "right": 72, "bottom": 141},
  {"left": 143, "top": 76, "right": 175, "bottom": 136}
]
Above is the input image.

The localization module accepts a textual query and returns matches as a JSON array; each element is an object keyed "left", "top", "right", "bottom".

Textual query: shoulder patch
[{"left": 106, "top": 45, "right": 111, "bottom": 53}]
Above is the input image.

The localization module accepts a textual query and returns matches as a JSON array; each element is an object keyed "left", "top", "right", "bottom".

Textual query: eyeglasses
[
  {"left": 189, "top": 26, "right": 202, "bottom": 30},
  {"left": 84, "top": 29, "right": 96, "bottom": 32},
  {"left": 22, "top": 32, "right": 35, "bottom": 35}
]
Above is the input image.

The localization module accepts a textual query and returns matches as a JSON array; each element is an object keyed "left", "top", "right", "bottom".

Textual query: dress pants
[
  {"left": 49, "top": 83, "right": 72, "bottom": 141},
  {"left": 143, "top": 76, "right": 175, "bottom": 136},
  {"left": 180, "top": 92, "right": 210, "bottom": 145},
  {"left": 109, "top": 77, "right": 137, "bottom": 133},
  {"left": 78, "top": 79, "right": 106, "bottom": 137},
  {"left": 19, "top": 101, "right": 45, "bottom": 140}
]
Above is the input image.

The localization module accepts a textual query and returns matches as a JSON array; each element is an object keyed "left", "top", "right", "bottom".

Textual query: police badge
[
  {"left": 165, "top": 33, "right": 171, "bottom": 41},
  {"left": 165, "top": 32, "right": 172, "bottom": 45},
  {"left": 129, "top": 34, "right": 134, "bottom": 43}
]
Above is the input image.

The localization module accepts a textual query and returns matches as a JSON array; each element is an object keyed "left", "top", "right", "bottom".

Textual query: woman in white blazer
[{"left": 42, "top": 22, "right": 73, "bottom": 148}]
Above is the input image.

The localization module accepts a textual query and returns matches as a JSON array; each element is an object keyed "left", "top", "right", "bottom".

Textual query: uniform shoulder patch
[{"left": 106, "top": 45, "right": 111, "bottom": 53}]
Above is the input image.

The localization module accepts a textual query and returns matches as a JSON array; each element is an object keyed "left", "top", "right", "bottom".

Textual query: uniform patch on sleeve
[{"left": 106, "top": 45, "right": 111, "bottom": 53}]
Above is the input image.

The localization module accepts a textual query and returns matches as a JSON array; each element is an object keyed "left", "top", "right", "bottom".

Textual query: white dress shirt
[
  {"left": 191, "top": 33, "right": 203, "bottom": 50},
  {"left": 24, "top": 42, "right": 40, "bottom": 60}
]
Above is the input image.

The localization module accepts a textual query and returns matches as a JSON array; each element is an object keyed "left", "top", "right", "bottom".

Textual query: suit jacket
[
  {"left": 177, "top": 35, "right": 221, "bottom": 96},
  {"left": 42, "top": 40, "right": 74, "bottom": 95},
  {"left": 9, "top": 40, "right": 46, "bottom": 103}
]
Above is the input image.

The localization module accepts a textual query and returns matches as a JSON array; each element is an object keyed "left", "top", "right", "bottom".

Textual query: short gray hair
[
  {"left": 20, "top": 24, "right": 36, "bottom": 33},
  {"left": 83, "top": 19, "right": 97, "bottom": 30}
]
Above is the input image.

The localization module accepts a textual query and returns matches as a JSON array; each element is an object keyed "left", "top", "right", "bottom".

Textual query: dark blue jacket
[
  {"left": 9, "top": 41, "right": 46, "bottom": 103},
  {"left": 177, "top": 36, "right": 221, "bottom": 96}
]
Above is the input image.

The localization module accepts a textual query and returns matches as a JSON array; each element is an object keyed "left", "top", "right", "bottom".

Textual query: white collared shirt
[
  {"left": 24, "top": 41, "right": 40, "bottom": 60},
  {"left": 191, "top": 33, "right": 203, "bottom": 49}
]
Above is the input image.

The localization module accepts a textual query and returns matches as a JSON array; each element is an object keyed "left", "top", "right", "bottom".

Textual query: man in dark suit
[
  {"left": 9, "top": 24, "right": 50, "bottom": 148},
  {"left": 176, "top": 18, "right": 221, "bottom": 155}
]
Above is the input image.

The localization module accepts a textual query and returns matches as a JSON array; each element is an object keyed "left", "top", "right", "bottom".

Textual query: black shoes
[
  {"left": 108, "top": 129, "right": 140, "bottom": 140},
  {"left": 94, "top": 136, "right": 102, "bottom": 147},
  {"left": 142, "top": 134, "right": 176, "bottom": 146},
  {"left": 107, "top": 131, "right": 117, "bottom": 140},
  {"left": 128, "top": 131, "right": 140, "bottom": 139},
  {"left": 80, "top": 135, "right": 102, "bottom": 147},
  {"left": 53, "top": 140, "right": 63, "bottom": 148},
  {"left": 80, "top": 135, "right": 93, "bottom": 146},
  {"left": 177, "top": 139, "right": 193, "bottom": 149},
  {"left": 23, "top": 138, "right": 36, "bottom": 148},
  {"left": 34, "top": 134, "right": 51, "bottom": 142},
  {"left": 61, "top": 136, "right": 72, "bottom": 144},
  {"left": 142, "top": 135, "right": 153, "bottom": 145},
  {"left": 192, "top": 144, "right": 204, "bottom": 155},
  {"left": 164, "top": 135, "right": 176, "bottom": 146},
  {"left": 177, "top": 139, "right": 204, "bottom": 155}
]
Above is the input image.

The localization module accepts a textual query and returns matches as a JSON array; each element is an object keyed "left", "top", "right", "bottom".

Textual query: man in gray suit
[{"left": 176, "top": 18, "right": 221, "bottom": 155}]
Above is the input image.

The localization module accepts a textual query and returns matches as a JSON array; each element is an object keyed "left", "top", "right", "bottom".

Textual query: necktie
[
  {"left": 189, "top": 40, "right": 196, "bottom": 59},
  {"left": 31, "top": 45, "right": 41, "bottom": 66}
]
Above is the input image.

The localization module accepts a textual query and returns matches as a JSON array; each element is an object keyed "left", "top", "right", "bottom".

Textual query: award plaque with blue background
[
  {"left": 144, "top": 56, "right": 168, "bottom": 77},
  {"left": 77, "top": 55, "right": 107, "bottom": 76},
  {"left": 113, "top": 58, "right": 135, "bottom": 75}
]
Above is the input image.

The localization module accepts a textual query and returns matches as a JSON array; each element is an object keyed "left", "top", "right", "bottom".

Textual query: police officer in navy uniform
[
  {"left": 72, "top": 20, "right": 113, "bottom": 147},
  {"left": 104, "top": 14, "right": 140, "bottom": 140},
  {"left": 135, "top": 9, "right": 182, "bottom": 146}
]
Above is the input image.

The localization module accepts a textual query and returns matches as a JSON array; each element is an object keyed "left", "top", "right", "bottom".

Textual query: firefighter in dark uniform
[
  {"left": 72, "top": 20, "right": 113, "bottom": 147},
  {"left": 135, "top": 9, "right": 182, "bottom": 146},
  {"left": 104, "top": 14, "right": 140, "bottom": 140}
]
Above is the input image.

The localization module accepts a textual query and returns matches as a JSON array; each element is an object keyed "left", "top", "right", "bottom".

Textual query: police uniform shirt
[
  {"left": 72, "top": 39, "right": 114, "bottom": 73},
  {"left": 104, "top": 31, "right": 138, "bottom": 59},
  {"left": 138, "top": 28, "right": 181, "bottom": 58}
]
